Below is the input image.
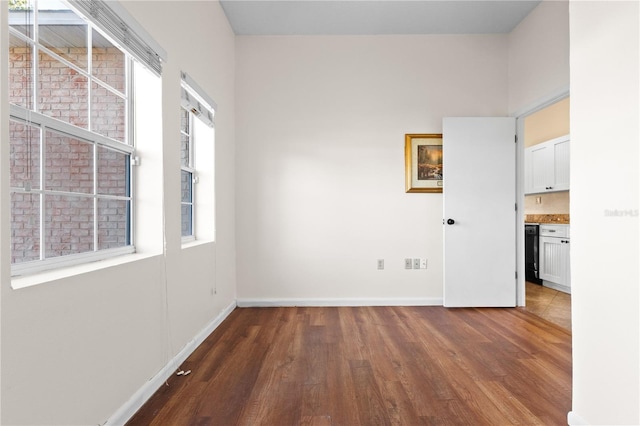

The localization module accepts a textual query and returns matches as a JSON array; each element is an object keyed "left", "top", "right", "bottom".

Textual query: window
[
  {"left": 180, "top": 106, "right": 195, "bottom": 239},
  {"left": 180, "top": 72, "right": 216, "bottom": 242},
  {"left": 8, "top": 0, "right": 165, "bottom": 275}
]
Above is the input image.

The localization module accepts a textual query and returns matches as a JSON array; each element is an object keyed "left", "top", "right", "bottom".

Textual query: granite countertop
[{"left": 524, "top": 214, "right": 570, "bottom": 224}]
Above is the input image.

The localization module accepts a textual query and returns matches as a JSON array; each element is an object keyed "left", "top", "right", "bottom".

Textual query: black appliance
[{"left": 525, "top": 224, "right": 543, "bottom": 284}]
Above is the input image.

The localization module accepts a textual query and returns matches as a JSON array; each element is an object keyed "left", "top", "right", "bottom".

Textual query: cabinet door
[
  {"left": 524, "top": 135, "right": 570, "bottom": 194},
  {"left": 539, "top": 236, "right": 570, "bottom": 285},
  {"left": 528, "top": 144, "right": 553, "bottom": 194},
  {"left": 524, "top": 147, "right": 533, "bottom": 194},
  {"left": 552, "top": 138, "right": 570, "bottom": 191}
]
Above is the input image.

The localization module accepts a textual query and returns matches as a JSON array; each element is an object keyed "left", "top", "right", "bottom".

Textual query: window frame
[
  {"left": 179, "top": 72, "right": 216, "bottom": 245},
  {"left": 8, "top": 0, "right": 138, "bottom": 276},
  {"left": 180, "top": 105, "right": 196, "bottom": 243}
]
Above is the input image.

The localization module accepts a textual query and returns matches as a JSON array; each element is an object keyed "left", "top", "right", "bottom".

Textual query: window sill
[
  {"left": 181, "top": 239, "right": 215, "bottom": 250},
  {"left": 10, "top": 252, "right": 160, "bottom": 290}
]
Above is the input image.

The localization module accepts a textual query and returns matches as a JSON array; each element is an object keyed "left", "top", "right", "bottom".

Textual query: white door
[{"left": 443, "top": 117, "right": 516, "bottom": 307}]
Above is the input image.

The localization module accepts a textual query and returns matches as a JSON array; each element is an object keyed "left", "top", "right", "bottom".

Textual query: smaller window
[
  {"left": 180, "top": 107, "right": 195, "bottom": 240},
  {"left": 180, "top": 73, "right": 216, "bottom": 243}
]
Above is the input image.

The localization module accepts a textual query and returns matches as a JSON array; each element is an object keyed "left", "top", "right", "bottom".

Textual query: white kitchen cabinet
[
  {"left": 524, "top": 135, "right": 570, "bottom": 194},
  {"left": 539, "top": 224, "right": 571, "bottom": 293}
]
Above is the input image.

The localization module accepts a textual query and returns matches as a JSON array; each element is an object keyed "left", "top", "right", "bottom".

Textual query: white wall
[
  {"left": 569, "top": 1, "right": 640, "bottom": 424},
  {"left": 235, "top": 35, "right": 508, "bottom": 304},
  {"left": 0, "top": 1, "right": 237, "bottom": 424},
  {"left": 508, "top": 0, "right": 569, "bottom": 115}
]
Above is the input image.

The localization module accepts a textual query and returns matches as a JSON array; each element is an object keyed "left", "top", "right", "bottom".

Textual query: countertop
[{"left": 524, "top": 214, "right": 570, "bottom": 224}]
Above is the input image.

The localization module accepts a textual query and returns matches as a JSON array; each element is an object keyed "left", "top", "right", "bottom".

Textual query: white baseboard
[
  {"left": 543, "top": 280, "right": 571, "bottom": 294},
  {"left": 237, "top": 297, "right": 443, "bottom": 307},
  {"left": 567, "top": 411, "right": 588, "bottom": 425},
  {"left": 104, "top": 300, "right": 237, "bottom": 426}
]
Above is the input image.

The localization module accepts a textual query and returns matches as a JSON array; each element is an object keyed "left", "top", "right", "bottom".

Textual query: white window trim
[
  {"left": 180, "top": 107, "right": 196, "bottom": 243},
  {"left": 11, "top": 246, "right": 135, "bottom": 277},
  {"left": 180, "top": 71, "right": 217, "bottom": 247},
  {"left": 9, "top": 105, "right": 135, "bottom": 155},
  {"left": 9, "top": 110, "right": 136, "bottom": 277},
  {"left": 8, "top": 1, "right": 140, "bottom": 277},
  {"left": 11, "top": 251, "right": 155, "bottom": 289}
]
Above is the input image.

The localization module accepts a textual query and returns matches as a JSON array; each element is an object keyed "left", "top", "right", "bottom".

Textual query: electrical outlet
[
  {"left": 420, "top": 258, "right": 427, "bottom": 269},
  {"left": 404, "top": 258, "right": 413, "bottom": 269},
  {"left": 377, "top": 259, "right": 384, "bottom": 270},
  {"left": 413, "top": 258, "right": 420, "bottom": 269}
]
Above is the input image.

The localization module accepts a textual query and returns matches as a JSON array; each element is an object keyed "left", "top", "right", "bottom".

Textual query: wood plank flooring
[
  {"left": 127, "top": 306, "right": 571, "bottom": 425},
  {"left": 524, "top": 282, "right": 572, "bottom": 330}
]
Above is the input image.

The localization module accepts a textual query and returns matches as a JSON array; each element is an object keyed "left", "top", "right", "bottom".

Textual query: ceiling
[{"left": 219, "top": 0, "right": 542, "bottom": 36}]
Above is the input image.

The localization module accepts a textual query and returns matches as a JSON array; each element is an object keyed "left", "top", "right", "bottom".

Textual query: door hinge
[
  {"left": 515, "top": 134, "right": 518, "bottom": 144},
  {"left": 515, "top": 203, "right": 518, "bottom": 211},
  {"left": 515, "top": 271, "right": 518, "bottom": 279}
]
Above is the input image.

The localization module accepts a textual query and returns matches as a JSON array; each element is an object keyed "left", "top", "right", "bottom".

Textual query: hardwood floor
[
  {"left": 127, "top": 306, "right": 571, "bottom": 425},
  {"left": 524, "top": 282, "right": 572, "bottom": 330}
]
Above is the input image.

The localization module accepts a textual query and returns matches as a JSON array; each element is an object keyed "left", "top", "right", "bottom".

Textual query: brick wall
[{"left": 9, "top": 46, "right": 129, "bottom": 264}]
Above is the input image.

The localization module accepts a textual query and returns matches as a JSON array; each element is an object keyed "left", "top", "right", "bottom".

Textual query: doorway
[{"left": 517, "top": 96, "right": 571, "bottom": 330}]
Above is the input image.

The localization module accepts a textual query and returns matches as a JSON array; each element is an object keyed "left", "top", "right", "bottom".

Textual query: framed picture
[{"left": 405, "top": 133, "right": 443, "bottom": 193}]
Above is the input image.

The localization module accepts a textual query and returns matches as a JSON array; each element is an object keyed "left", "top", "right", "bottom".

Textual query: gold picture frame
[{"left": 405, "top": 134, "right": 443, "bottom": 193}]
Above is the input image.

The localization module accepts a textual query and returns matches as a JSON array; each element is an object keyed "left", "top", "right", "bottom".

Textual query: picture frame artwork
[{"left": 405, "top": 133, "right": 443, "bottom": 193}]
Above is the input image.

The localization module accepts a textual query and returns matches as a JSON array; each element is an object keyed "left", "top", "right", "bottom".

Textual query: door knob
[{"left": 447, "top": 218, "right": 455, "bottom": 225}]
